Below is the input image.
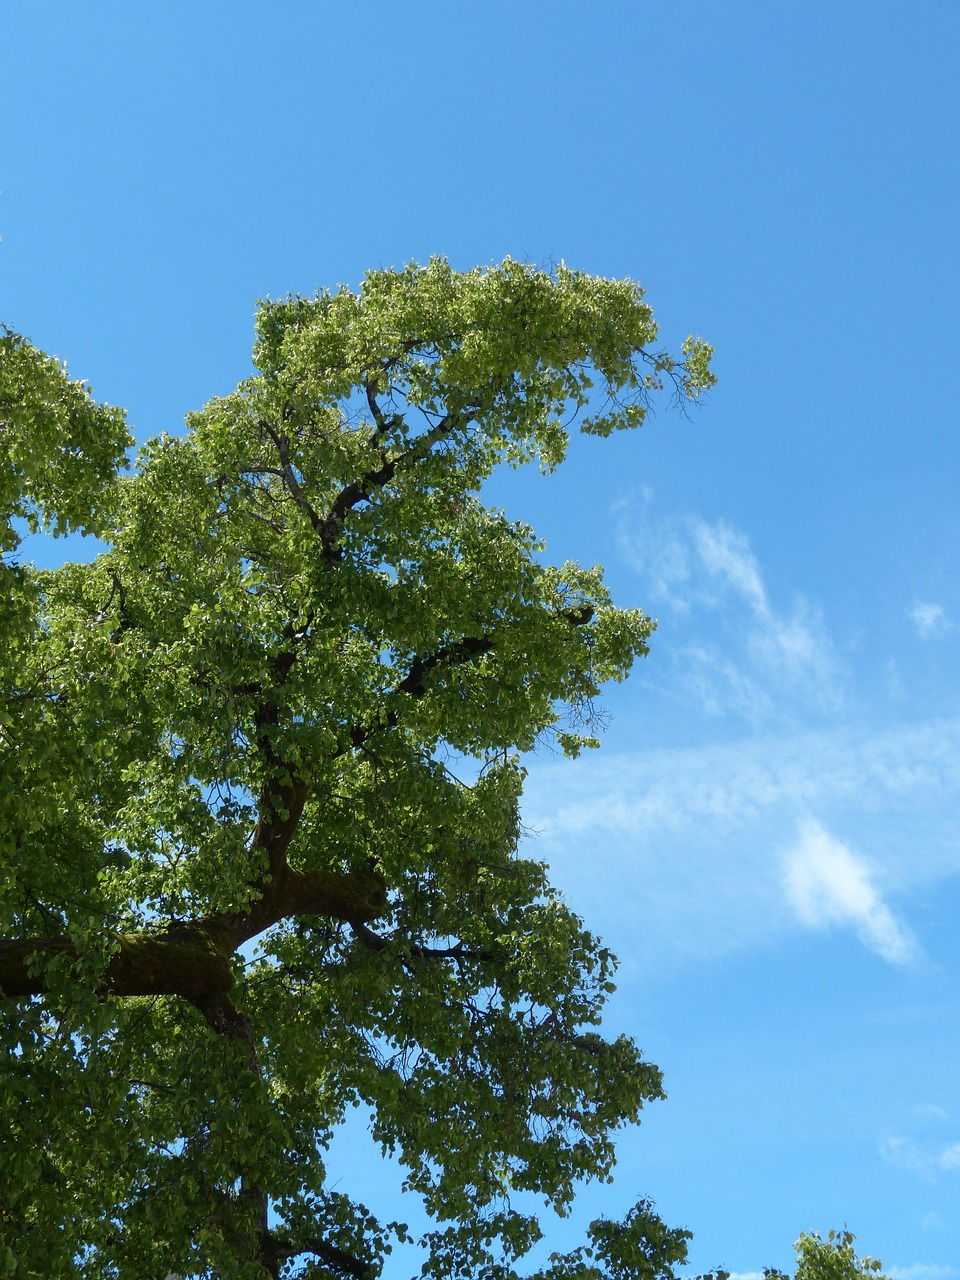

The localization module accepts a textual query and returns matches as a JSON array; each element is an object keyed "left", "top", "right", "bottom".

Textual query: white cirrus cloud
[
  {"left": 523, "top": 718, "right": 960, "bottom": 971},
  {"left": 692, "top": 518, "right": 768, "bottom": 613},
  {"left": 912, "top": 1104, "right": 951, "bottom": 1123},
  {"left": 615, "top": 503, "right": 839, "bottom": 724},
  {"left": 910, "top": 602, "right": 950, "bottom": 640},
  {"left": 783, "top": 821, "right": 921, "bottom": 966},
  {"left": 880, "top": 1136, "right": 960, "bottom": 1178}
]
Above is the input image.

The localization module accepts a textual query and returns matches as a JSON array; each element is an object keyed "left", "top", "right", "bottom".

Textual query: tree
[
  {"left": 0, "top": 259, "right": 716, "bottom": 1279},
  {"left": 762, "top": 1229, "right": 890, "bottom": 1280}
]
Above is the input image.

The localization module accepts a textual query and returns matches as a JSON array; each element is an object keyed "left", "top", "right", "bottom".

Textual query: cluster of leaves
[
  {"left": 734, "top": 1229, "right": 889, "bottom": 1280},
  {"left": 0, "top": 326, "right": 130, "bottom": 550},
  {"left": 6, "top": 259, "right": 879, "bottom": 1280}
]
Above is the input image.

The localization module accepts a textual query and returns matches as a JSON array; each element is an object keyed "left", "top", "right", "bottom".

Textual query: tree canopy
[{"left": 0, "top": 256, "right": 806, "bottom": 1280}]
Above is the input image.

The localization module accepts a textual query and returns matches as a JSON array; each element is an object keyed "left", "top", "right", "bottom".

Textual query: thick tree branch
[
  {"left": 344, "top": 632, "right": 493, "bottom": 754},
  {"left": 345, "top": 604, "right": 593, "bottom": 753},
  {"left": 0, "top": 866, "right": 386, "bottom": 1004},
  {"left": 364, "top": 378, "right": 395, "bottom": 438},
  {"left": 262, "top": 1229, "right": 376, "bottom": 1280},
  {"left": 245, "top": 770, "right": 308, "bottom": 894},
  {"left": 259, "top": 394, "right": 461, "bottom": 563},
  {"left": 2, "top": 659, "right": 386, "bottom": 1002},
  {"left": 2, "top": 575, "right": 592, "bottom": 1011},
  {"left": 394, "top": 633, "right": 493, "bottom": 697},
  {"left": 0, "top": 925, "right": 235, "bottom": 1001},
  {"left": 1, "top": 594, "right": 591, "bottom": 1005},
  {"left": 350, "top": 920, "right": 500, "bottom": 965},
  {"left": 317, "top": 404, "right": 480, "bottom": 562}
]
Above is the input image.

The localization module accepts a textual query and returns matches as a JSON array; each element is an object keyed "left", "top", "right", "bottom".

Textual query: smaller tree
[
  {"left": 701, "top": 1229, "right": 889, "bottom": 1280},
  {"left": 787, "top": 1230, "right": 889, "bottom": 1280}
]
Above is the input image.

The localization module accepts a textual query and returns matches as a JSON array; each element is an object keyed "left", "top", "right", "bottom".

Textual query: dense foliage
[{"left": 2, "top": 260, "right": 874, "bottom": 1280}]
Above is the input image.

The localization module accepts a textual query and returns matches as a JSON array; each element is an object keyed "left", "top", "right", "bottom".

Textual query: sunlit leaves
[{"left": 0, "top": 327, "right": 131, "bottom": 548}]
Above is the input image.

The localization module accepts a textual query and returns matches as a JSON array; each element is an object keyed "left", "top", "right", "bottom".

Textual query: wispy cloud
[
  {"left": 552, "top": 498, "right": 960, "bottom": 971},
  {"left": 910, "top": 602, "right": 950, "bottom": 640},
  {"left": 616, "top": 503, "right": 839, "bottom": 724},
  {"left": 524, "top": 718, "right": 960, "bottom": 970},
  {"left": 913, "top": 1105, "right": 951, "bottom": 1124},
  {"left": 880, "top": 1136, "right": 960, "bottom": 1179},
  {"left": 783, "top": 821, "right": 921, "bottom": 965}
]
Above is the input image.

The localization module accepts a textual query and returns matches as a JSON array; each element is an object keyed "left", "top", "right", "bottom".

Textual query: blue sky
[{"left": 4, "top": 2, "right": 960, "bottom": 1275}]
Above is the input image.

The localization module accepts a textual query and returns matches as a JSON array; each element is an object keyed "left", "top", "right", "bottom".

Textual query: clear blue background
[{"left": 4, "top": 4, "right": 960, "bottom": 1276}]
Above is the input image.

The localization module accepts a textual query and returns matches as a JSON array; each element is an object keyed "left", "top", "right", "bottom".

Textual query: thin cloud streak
[
  {"left": 880, "top": 1135, "right": 960, "bottom": 1179},
  {"left": 529, "top": 720, "right": 960, "bottom": 848},
  {"left": 523, "top": 718, "right": 960, "bottom": 970},
  {"left": 692, "top": 519, "right": 768, "bottom": 613},
  {"left": 783, "top": 821, "right": 920, "bottom": 966},
  {"left": 615, "top": 503, "right": 840, "bottom": 725}
]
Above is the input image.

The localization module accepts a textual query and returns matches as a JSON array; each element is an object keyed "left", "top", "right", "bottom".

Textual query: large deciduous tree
[{"left": 0, "top": 260, "right": 716, "bottom": 1279}]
